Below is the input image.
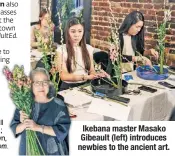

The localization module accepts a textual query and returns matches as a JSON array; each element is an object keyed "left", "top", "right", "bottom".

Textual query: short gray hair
[{"left": 30, "top": 67, "right": 56, "bottom": 98}]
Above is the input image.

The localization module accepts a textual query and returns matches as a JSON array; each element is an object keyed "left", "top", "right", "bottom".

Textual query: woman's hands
[
  {"left": 19, "top": 111, "right": 41, "bottom": 132},
  {"left": 85, "top": 71, "right": 110, "bottom": 80},
  {"left": 17, "top": 112, "right": 55, "bottom": 136},
  {"left": 97, "top": 70, "right": 111, "bottom": 79},
  {"left": 24, "top": 119, "right": 56, "bottom": 136},
  {"left": 149, "top": 49, "right": 159, "bottom": 59},
  {"left": 133, "top": 56, "right": 152, "bottom": 67},
  {"left": 85, "top": 74, "right": 98, "bottom": 80},
  {"left": 144, "top": 49, "right": 159, "bottom": 59},
  {"left": 143, "top": 57, "right": 152, "bottom": 67},
  {"left": 19, "top": 111, "right": 29, "bottom": 123},
  {"left": 24, "top": 119, "right": 41, "bottom": 132},
  {"left": 16, "top": 111, "right": 29, "bottom": 134}
]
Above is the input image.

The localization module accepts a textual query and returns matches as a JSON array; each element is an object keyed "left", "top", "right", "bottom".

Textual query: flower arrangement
[
  {"left": 3, "top": 65, "right": 45, "bottom": 155},
  {"left": 106, "top": 0, "right": 123, "bottom": 89},
  {"left": 156, "top": 8, "right": 171, "bottom": 74},
  {"left": 34, "top": 4, "right": 60, "bottom": 93}
]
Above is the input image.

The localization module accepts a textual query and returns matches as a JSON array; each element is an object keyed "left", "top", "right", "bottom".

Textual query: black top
[{"left": 10, "top": 97, "right": 71, "bottom": 155}]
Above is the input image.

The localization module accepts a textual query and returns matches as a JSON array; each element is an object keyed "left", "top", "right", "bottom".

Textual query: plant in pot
[
  {"left": 156, "top": 9, "right": 171, "bottom": 74},
  {"left": 91, "top": 0, "right": 128, "bottom": 97},
  {"left": 136, "top": 8, "right": 171, "bottom": 80}
]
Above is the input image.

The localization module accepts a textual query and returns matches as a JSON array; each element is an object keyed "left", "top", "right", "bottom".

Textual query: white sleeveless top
[
  {"left": 122, "top": 34, "right": 135, "bottom": 72},
  {"left": 57, "top": 44, "right": 94, "bottom": 83},
  {"left": 123, "top": 34, "right": 135, "bottom": 56}
]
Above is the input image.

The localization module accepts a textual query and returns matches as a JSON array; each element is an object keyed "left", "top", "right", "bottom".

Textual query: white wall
[{"left": 31, "top": 0, "right": 39, "bottom": 22}]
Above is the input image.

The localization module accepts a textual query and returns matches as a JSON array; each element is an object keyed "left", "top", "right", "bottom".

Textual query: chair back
[{"left": 93, "top": 51, "right": 109, "bottom": 71}]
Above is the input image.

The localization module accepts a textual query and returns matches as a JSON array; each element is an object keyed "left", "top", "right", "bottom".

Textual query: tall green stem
[{"left": 160, "top": 49, "right": 164, "bottom": 74}]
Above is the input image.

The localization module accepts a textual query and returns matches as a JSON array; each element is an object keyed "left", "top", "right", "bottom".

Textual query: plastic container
[
  {"left": 136, "top": 65, "right": 169, "bottom": 80},
  {"left": 124, "top": 75, "right": 133, "bottom": 81}
]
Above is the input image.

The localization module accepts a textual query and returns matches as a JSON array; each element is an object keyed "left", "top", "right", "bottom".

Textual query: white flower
[
  {"left": 164, "top": 9, "right": 171, "bottom": 22},
  {"left": 71, "top": 6, "right": 83, "bottom": 17}
]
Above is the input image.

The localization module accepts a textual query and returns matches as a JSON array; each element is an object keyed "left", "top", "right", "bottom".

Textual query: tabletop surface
[{"left": 59, "top": 71, "right": 175, "bottom": 121}]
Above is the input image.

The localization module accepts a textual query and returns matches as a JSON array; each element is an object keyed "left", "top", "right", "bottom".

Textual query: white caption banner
[{"left": 69, "top": 121, "right": 174, "bottom": 156}]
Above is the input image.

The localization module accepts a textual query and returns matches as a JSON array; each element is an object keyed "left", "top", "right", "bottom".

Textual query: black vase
[{"left": 90, "top": 78, "right": 128, "bottom": 96}]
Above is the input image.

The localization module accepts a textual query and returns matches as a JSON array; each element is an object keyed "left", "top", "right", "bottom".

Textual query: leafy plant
[
  {"left": 106, "top": 0, "right": 122, "bottom": 89},
  {"left": 55, "top": 0, "right": 74, "bottom": 30},
  {"left": 156, "top": 9, "right": 171, "bottom": 74},
  {"left": 34, "top": 12, "right": 59, "bottom": 92}
]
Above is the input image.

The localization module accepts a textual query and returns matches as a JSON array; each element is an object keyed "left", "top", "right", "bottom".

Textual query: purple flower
[{"left": 3, "top": 67, "right": 13, "bottom": 81}]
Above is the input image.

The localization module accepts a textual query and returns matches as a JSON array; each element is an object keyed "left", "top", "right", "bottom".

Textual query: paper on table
[
  {"left": 60, "top": 90, "right": 93, "bottom": 107},
  {"left": 87, "top": 98, "right": 131, "bottom": 121}
]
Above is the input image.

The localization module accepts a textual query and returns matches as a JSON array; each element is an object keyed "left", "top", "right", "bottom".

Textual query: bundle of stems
[
  {"left": 107, "top": 0, "right": 122, "bottom": 89},
  {"left": 154, "top": 2, "right": 171, "bottom": 74}
]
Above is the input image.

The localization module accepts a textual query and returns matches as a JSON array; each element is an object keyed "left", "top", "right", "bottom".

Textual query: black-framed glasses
[{"left": 33, "top": 81, "right": 49, "bottom": 86}]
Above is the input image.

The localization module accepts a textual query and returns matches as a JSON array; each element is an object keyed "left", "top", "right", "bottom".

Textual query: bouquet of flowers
[{"left": 3, "top": 65, "right": 45, "bottom": 155}]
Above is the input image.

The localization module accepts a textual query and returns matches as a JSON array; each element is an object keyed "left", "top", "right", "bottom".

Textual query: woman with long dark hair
[
  {"left": 31, "top": 9, "right": 54, "bottom": 49},
  {"left": 110, "top": 11, "right": 158, "bottom": 72},
  {"left": 56, "top": 17, "right": 106, "bottom": 90}
]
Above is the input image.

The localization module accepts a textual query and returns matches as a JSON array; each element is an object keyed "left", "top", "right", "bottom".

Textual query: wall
[
  {"left": 91, "top": 0, "right": 175, "bottom": 56},
  {"left": 40, "top": 0, "right": 48, "bottom": 8},
  {"left": 31, "top": 0, "right": 40, "bottom": 22}
]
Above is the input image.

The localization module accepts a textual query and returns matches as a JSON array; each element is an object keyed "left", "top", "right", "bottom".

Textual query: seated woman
[
  {"left": 110, "top": 11, "right": 159, "bottom": 73},
  {"left": 10, "top": 68, "right": 71, "bottom": 155},
  {"left": 31, "top": 9, "right": 54, "bottom": 49},
  {"left": 56, "top": 17, "right": 106, "bottom": 90}
]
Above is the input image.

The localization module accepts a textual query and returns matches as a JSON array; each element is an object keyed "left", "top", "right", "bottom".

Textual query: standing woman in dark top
[
  {"left": 10, "top": 68, "right": 71, "bottom": 155},
  {"left": 110, "top": 11, "right": 159, "bottom": 72}
]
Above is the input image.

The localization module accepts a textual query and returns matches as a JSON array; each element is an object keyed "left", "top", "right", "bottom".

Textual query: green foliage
[
  {"left": 107, "top": 0, "right": 123, "bottom": 89},
  {"left": 156, "top": 8, "right": 171, "bottom": 74},
  {"left": 34, "top": 15, "right": 59, "bottom": 92},
  {"left": 157, "top": 22, "right": 166, "bottom": 74},
  {"left": 56, "top": 0, "right": 74, "bottom": 29},
  {"left": 108, "top": 30, "right": 122, "bottom": 89}
]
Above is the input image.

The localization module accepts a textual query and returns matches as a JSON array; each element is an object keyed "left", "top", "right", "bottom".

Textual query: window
[{"left": 75, "top": 0, "right": 83, "bottom": 7}]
